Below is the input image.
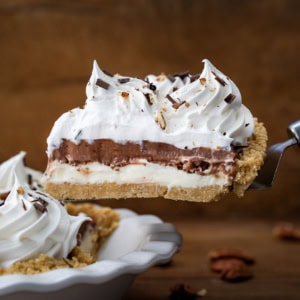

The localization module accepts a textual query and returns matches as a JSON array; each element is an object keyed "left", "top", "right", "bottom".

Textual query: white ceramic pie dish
[{"left": 0, "top": 207, "right": 182, "bottom": 300}]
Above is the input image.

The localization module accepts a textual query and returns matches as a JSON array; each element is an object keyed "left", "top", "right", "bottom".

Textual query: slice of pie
[{"left": 43, "top": 59, "right": 267, "bottom": 202}]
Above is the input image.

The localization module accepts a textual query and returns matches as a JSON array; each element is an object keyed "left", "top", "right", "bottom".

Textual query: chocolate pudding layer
[{"left": 50, "top": 139, "right": 240, "bottom": 176}]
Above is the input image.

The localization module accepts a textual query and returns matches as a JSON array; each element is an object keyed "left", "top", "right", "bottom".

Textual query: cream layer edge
[{"left": 43, "top": 160, "right": 232, "bottom": 188}]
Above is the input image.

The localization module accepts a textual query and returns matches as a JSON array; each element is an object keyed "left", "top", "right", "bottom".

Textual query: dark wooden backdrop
[{"left": 1, "top": 0, "right": 300, "bottom": 218}]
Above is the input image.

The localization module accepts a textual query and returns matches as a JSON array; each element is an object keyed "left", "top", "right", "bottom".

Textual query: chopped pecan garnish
[
  {"left": 200, "top": 78, "right": 207, "bottom": 86},
  {"left": 156, "top": 110, "right": 166, "bottom": 130},
  {"left": 121, "top": 91, "right": 129, "bottom": 99},
  {"left": 144, "top": 93, "right": 154, "bottom": 105},
  {"left": 169, "top": 283, "right": 199, "bottom": 300},
  {"left": 17, "top": 187, "right": 24, "bottom": 195}
]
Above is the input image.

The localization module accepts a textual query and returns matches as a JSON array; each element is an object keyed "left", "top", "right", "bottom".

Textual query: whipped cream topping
[
  {"left": 0, "top": 153, "right": 91, "bottom": 268},
  {"left": 0, "top": 151, "right": 42, "bottom": 194},
  {"left": 47, "top": 59, "right": 254, "bottom": 154},
  {"left": 145, "top": 72, "right": 191, "bottom": 99},
  {"left": 147, "top": 60, "right": 254, "bottom": 146}
]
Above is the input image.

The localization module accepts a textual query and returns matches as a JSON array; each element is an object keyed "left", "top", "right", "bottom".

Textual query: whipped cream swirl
[
  {"left": 148, "top": 59, "right": 254, "bottom": 146},
  {"left": 0, "top": 153, "right": 90, "bottom": 268},
  {"left": 0, "top": 151, "right": 42, "bottom": 195},
  {"left": 47, "top": 59, "right": 254, "bottom": 154},
  {"left": 0, "top": 177, "right": 90, "bottom": 268}
]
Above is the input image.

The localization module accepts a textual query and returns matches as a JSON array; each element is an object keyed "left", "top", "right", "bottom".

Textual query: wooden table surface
[{"left": 123, "top": 218, "right": 300, "bottom": 300}]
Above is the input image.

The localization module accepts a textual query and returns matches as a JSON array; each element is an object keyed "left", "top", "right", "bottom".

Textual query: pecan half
[
  {"left": 208, "top": 248, "right": 255, "bottom": 283},
  {"left": 210, "top": 258, "right": 253, "bottom": 281},
  {"left": 208, "top": 248, "right": 255, "bottom": 265},
  {"left": 273, "top": 222, "right": 300, "bottom": 241},
  {"left": 220, "top": 260, "right": 254, "bottom": 282}
]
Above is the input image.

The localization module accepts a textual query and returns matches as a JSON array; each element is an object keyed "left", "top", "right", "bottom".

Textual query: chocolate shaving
[
  {"left": 21, "top": 199, "right": 27, "bottom": 211},
  {"left": 0, "top": 192, "right": 9, "bottom": 201},
  {"left": 33, "top": 202, "right": 47, "bottom": 213},
  {"left": 172, "top": 101, "right": 186, "bottom": 110},
  {"left": 102, "top": 69, "right": 113, "bottom": 77},
  {"left": 75, "top": 130, "right": 82, "bottom": 140},
  {"left": 31, "top": 198, "right": 48, "bottom": 205},
  {"left": 224, "top": 93, "right": 236, "bottom": 104},
  {"left": 173, "top": 87, "right": 178, "bottom": 92},
  {"left": 166, "top": 94, "right": 176, "bottom": 104},
  {"left": 144, "top": 93, "right": 154, "bottom": 105},
  {"left": 118, "top": 78, "right": 130, "bottom": 84},
  {"left": 211, "top": 71, "right": 227, "bottom": 86},
  {"left": 35, "top": 191, "right": 47, "bottom": 196},
  {"left": 96, "top": 78, "right": 110, "bottom": 90},
  {"left": 27, "top": 174, "right": 32, "bottom": 186},
  {"left": 0, "top": 192, "right": 8, "bottom": 206},
  {"left": 149, "top": 83, "right": 157, "bottom": 91},
  {"left": 32, "top": 197, "right": 48, "bottom": 213}
]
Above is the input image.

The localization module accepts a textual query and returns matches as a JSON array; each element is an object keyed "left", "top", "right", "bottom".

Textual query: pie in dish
[
  {"left": 0, "top": 207, "right": 182, "bottom": 300},
  {"left": 0, "top": 152, "right": 119, "bottom": 275}
]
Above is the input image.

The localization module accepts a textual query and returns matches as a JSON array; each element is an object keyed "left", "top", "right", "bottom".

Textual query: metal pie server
[{"left": 248, "top": 120, "right": 300, "bottom": 190}]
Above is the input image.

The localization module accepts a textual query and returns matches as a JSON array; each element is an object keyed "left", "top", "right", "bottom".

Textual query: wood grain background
[{"left": 0, "top": 0, "right": 300, "bottom": 218}]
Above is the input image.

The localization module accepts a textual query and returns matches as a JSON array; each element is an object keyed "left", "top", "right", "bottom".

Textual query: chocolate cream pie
[{"left": 42, "top": 59, "right": 267, "bottom": 202}]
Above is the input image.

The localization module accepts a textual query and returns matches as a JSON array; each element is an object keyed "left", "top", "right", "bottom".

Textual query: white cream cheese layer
[
  {"left": 46, "top": 59, "right": 254, "bottom": 155},
  {"left": 44, "top": 161, "right": 231, "bottom": 188}
]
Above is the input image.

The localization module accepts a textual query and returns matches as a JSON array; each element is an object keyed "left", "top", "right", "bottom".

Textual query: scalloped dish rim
[{"left": 0, "top": 207, "right": 182, "bottom": 296}]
